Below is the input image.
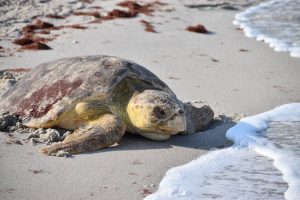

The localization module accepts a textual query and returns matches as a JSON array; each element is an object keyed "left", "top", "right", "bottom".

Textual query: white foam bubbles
[
  {"left": 234, "top": 0, "right": 300, "bottom": 58},
  {"left": 145, "top": 103, "right": 300, "bottom": 200},
  {"left": 145, "top": 147, "right": 286, "bottom": 200},
  {"left": 227, "top": 103, "right": 300, "bottom": 200}
]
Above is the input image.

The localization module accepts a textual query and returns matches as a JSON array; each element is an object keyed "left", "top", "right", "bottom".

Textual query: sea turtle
[{"left": 0, "top": 55, "right": 214, "bottom": 155}]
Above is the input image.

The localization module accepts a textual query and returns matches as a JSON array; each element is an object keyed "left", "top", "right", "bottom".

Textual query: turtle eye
[
  {"left": 153, "top": 106, "right": 166, "bottom": 119},
  {"left": 178, "top": 109, "right": 184, "bottom": 115}
]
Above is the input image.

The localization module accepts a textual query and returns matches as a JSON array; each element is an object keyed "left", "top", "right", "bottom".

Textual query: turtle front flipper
[
  {"left": 40, "top": 114, "right": 126, "bottom": 156},
  {"left": 183, "top": 103, "right": 214, "bottom": 134}
]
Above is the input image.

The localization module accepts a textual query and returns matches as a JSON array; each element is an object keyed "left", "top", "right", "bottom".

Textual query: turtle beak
[
  {"left": 159, "top": 109, "right": 186, "bottom": 135},
  {"left": 166, "top": 114, "right": 186, "bottom": 134}
]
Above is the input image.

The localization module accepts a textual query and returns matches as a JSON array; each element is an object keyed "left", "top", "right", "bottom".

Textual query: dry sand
[{"left": 1, "top": 0, "right": 300, "bottom": 199}]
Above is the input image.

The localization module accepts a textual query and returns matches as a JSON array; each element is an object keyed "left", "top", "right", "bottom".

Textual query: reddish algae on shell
[{"left": 17, "top": 79, "right": 82, "bottom": 118}]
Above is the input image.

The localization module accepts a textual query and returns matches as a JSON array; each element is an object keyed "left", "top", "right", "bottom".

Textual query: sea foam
[
  {"left": 233, "top": 0, "right": 300, "bottom": 58},
  {"left": 145, "top": 103, "right": 300, "bottom": 200}
]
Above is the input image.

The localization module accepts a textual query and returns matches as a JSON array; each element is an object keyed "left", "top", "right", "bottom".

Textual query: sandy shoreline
[{"left": 1, "top": 0, "right": 300, "bottom": 199}]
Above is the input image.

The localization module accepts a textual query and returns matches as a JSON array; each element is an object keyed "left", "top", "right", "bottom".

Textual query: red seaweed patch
[
  {"left": 73, "top": 11, "right": 101, "bottom": 18},
  {"left": 10, "top": 1, "right": 166, "bottom": 52},
  {"left": 140, "top": 20, "right": 156, "bottom": 33},
  {"left": 117, "top": 1, "right": 163, "bottom": 16},
  {"left": 34, "top": 19, "right": 55, "bottom": 29},
  {"left": 117, "top": 1, "right": 151, "bottom": 16},
  {"left": 13, "top": 35, "right": 52, "bottom": 46},
  {"left": 186, "top": 24, "right": 208, "bottom": 34},
  {"left": 14, "top": 19, "right": 58, "bottom": 50},
  {"left": 65, "top": 24, "right": 88, "bottom": 29},
  {"left": 45, "top": 14, "right": 66, "bottom": 19},
  {"left": 91, "top": 1, "right": 164, "bottom": 22},
  {"left": 17, "top": 79, "right": 82, "bottom": 118},
  {"left": 22, "top": 19, "right": 55, "bottom": 34},
  {"left": 104, "top": 9, "right": 137, "bottom": 19},
  {"left": 18, "top": 42, "right": 51, "bottom": 51},
  {"left": 13, "top": 37, "right": 34, "bottom": 46}
]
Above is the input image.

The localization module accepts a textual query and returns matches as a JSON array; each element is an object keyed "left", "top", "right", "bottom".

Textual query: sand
[{"left": 0, "top": 0, "right": 300, "bottom": 199}]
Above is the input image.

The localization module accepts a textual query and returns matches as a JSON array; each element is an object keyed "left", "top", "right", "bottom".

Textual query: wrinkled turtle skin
[{"left": 0, "top": 55, "right": 214, "bottom": 155}]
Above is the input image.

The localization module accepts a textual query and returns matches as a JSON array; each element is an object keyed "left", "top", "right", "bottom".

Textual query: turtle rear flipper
[{"left": 40, "top": 114, "right": 126, "bottom": 155}]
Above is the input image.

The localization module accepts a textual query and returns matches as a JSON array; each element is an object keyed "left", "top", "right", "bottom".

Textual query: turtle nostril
[{"left": 178, "top": 109, "right": 184, "bottom": 115}]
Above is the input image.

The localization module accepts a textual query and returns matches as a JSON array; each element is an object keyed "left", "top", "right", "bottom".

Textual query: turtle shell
[{"left": 1, "top": 55, "right": 175, "bottom": 122}]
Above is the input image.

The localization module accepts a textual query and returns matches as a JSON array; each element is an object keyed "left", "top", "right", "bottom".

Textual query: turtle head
[{"left": 127, "top": 90, "right": 186, "bottom": 137}]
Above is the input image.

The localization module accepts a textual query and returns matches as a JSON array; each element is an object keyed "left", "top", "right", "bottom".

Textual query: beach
[{"left": 1, "top": 0, "right": 300, "bottom": 199}]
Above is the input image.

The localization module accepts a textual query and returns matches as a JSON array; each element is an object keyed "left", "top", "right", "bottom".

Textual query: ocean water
[
  {"left": 233, "top": 0, "right": 300, "bottom": 58},
  {"left": 145, "top": 103, "right": 300, "bottom": 200}
]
